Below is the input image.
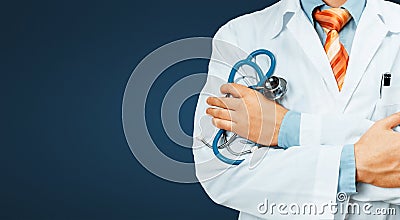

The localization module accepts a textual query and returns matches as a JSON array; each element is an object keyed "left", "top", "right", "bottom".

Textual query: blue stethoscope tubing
[{"left": 212, "top": 49, "right": 276, "bottom": 165}]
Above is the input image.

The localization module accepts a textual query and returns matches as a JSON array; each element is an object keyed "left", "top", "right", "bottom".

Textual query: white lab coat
[{"left": 192, "top": 0, "right": 400, "bottom": 219}]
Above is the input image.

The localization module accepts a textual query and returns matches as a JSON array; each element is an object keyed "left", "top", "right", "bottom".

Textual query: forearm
[
  {"left": 299, "top": 112, "right": 374, "bottom": 146},
  {"left": 280, "top": 110, "right": 400, "bottom": 204},
  {"left": 278, "top": 111, "right": 357, "bottom": 194}
]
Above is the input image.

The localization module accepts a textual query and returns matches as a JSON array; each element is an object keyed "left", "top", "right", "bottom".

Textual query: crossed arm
[{"left": 206, "top": 83, "right": 400, "bottom": 190}]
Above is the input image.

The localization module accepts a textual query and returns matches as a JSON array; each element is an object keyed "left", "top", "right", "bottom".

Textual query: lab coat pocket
[{"left": 372, "top": 87, "right": 400, "bottom": 121}]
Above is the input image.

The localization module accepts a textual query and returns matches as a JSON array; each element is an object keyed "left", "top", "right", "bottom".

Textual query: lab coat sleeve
[
  {"left": 192, "top": 24, "right": 343, "bottom": 219},
  {"left": 299, "top": 113, "right": 374, "bottom": 147},
  {"left": 279, "top": 111, "right": 357, "bottom": 194},
  {"left": 298, "top": 112, "right": 400, "bottom": 204}
]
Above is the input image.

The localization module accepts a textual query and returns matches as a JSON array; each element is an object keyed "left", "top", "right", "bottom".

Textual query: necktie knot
[{"left": 313, "top": 8, "right": 352, "bottom": 33}]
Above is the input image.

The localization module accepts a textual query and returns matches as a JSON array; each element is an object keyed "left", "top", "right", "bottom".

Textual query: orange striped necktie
[{"left": 313, "top": 8, "right": 352, "bottom": 91}]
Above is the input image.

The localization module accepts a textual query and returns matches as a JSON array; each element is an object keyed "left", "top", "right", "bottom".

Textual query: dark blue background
[
  {"left": 3, "top": 0, "right": 400, "bottom": 219},
  {"left": 1, "top": 0, "right": 276, "bottom": 219}
]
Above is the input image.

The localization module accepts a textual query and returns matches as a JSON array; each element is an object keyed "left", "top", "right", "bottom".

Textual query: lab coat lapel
[
  {"left": 285, "top": 7, "right": 340, "bottom": 99},
  {"left": 339, "top": 0, "right": 389, "bottom": 111}
]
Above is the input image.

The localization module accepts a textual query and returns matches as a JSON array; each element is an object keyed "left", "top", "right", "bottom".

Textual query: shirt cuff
[
  {"left": 338, "top": 144, "right": 357, "bottom": 194},
  {"left": 277, "top": 111, "right": 301, "bottom": 149}
]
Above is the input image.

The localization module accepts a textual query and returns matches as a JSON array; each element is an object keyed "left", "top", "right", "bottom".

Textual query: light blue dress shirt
[{"left": 278, "top": 0, "right": 366, "bottom": 194}]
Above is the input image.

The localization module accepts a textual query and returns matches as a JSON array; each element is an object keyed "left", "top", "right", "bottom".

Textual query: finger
[
  {"left": 212, "top": 118, "right": 235, "bottom": 131},
  {"left": 206, "top": 97, "right": 241, "bottom": 110},
  {"left": 380, "top": 112, "right": 400, "bottom": 129},
  {"left": 206, "top": 108, "right": 235, "bottom": 122},
  {"left": 220, "top": 83, "right": 251, "bottom": 98}
]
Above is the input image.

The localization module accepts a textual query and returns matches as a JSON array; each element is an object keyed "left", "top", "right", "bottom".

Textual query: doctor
[{"left": 193, "top": 0, "right": 400, "bottom": 219}]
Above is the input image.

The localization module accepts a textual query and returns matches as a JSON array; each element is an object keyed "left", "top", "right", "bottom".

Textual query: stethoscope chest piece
[{"left": 261, "top": 76, "right": 288, "bottom": 101}]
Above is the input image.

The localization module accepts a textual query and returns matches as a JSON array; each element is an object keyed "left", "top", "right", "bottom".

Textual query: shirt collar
[{"left": 300, "top": 0, "right": 366, "bottom": 25}]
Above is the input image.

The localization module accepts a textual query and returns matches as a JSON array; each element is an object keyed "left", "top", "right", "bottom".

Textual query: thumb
[{"left": 380, "top": 112, "right": 400, "bottom": 129}]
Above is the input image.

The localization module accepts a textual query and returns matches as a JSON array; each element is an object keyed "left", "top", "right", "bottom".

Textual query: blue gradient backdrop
[{"left": 2, "top": 0, "right": 399, "bottom": 219}]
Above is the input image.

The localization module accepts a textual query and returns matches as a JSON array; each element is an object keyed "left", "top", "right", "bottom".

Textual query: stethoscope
[{"left": 202, "top": 49, "right": 288, "bottom": 165}]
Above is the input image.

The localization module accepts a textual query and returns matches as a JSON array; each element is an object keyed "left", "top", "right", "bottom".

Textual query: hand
[
  {"left": 206, "top": 83, "right": 288, "bottom": 146},
  {"left": 355, "top": 112, "right": 400, "bottom": 188}
]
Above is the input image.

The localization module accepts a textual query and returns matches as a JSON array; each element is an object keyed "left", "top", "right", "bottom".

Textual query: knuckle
[
  {"left": 227, "top": 110, "right": 233, "bottom": 118},
  {"left": 215, "top": 110, "right": 222, "bottom": 118},
  {"left": 217, "top": 100, "right": 225, "bottom": 108},
  {"left": 222, "top": 111, "right": 229, "bottom": 119},
  {"left": 232, "top": 83, "right": 244, "bottom": 90},
  {"left": 213, "top": 98, "right": 222, "bottom": 107}
]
